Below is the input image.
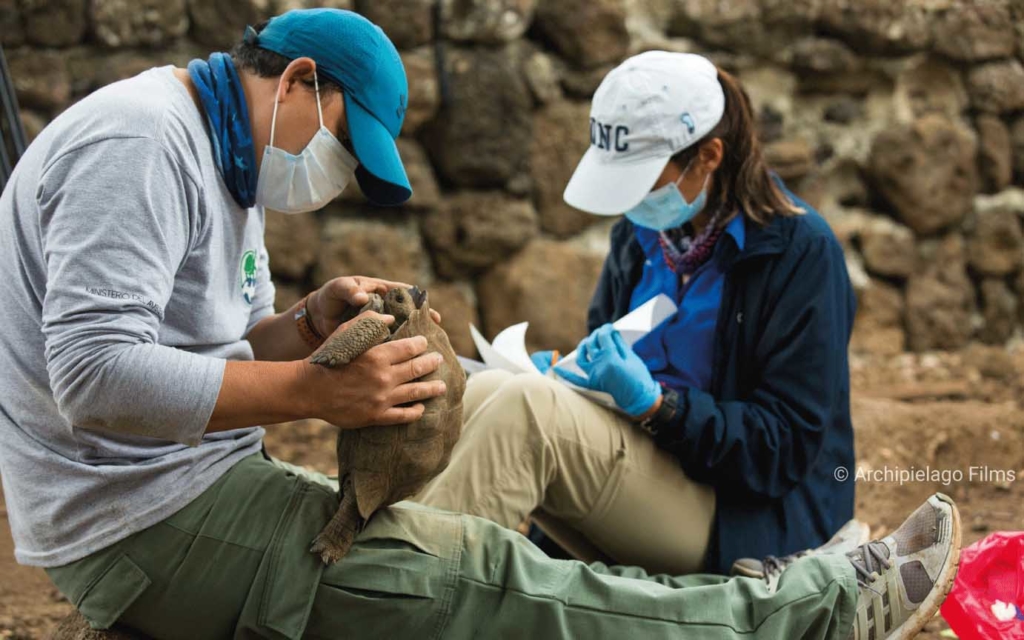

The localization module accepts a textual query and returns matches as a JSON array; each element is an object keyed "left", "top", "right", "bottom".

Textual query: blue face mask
[{"left": 625, "top": 165, "right": 709, "bottom": 231}]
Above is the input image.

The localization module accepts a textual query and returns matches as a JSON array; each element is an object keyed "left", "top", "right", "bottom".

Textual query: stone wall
[{"left": 6, "top": 0, "right": 1024, "bottom": 358}]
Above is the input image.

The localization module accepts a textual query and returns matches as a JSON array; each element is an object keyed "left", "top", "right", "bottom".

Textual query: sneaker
[
  {"left": 846, "top": 493, "right": 962, "bottom": 640},
  {"left": 731, "top": 518, "right": 871, "bottom": 592}
]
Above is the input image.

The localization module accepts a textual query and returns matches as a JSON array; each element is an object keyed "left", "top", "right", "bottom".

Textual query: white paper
[{"left": 467, "top": 294, "right": 677, "bottom": 411}]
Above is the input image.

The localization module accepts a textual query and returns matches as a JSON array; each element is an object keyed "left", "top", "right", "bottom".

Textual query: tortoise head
[{"left": 382, "top": 286, "right": 426, "bottom": 328}]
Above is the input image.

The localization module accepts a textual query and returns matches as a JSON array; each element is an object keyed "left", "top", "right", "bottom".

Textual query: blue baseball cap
[{"left": 252, "top": 9, "right": 411, "bottom": 206}]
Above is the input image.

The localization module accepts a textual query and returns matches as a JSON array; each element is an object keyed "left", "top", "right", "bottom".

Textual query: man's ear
[{"left": 277, "top": 57, "right": 318, "bottom": 101}]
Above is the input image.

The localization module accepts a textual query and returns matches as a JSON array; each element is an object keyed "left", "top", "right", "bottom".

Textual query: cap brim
[
  {"left": 563, "top": 147, "right": 670, "bottom": 215},
  {"left": 346, "top": 95, "right": 411, "bottom": 207}
]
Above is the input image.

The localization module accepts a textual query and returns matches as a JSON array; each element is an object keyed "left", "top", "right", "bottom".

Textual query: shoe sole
[{"left": 887, "top": 493, "right": 963, "bottom": 640}]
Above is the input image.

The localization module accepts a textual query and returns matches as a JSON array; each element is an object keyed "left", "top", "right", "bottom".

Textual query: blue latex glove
[
  {"left": 530, "top": 350, "right": 558, "bottom": 374},
  {"left": 554, "top": 324, "right": 661, "bottom": 417}
]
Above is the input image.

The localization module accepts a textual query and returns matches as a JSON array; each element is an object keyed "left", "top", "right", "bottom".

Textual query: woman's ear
[{"left": 699, "top": 138, "right": 725, "bottom": 173}]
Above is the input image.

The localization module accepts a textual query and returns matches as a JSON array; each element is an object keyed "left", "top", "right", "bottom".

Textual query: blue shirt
[{"left": 628, "top": 215, "right": 746, "bottom": 393}]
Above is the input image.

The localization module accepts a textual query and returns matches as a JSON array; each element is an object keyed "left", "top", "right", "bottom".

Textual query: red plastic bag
[{"left": 942, "top": 531, "right": 1024, "bottom": 640}]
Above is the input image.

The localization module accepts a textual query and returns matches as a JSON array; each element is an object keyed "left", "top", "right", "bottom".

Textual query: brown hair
[{"left": 672, "top": 67, "right": 803, "bottom": 227}]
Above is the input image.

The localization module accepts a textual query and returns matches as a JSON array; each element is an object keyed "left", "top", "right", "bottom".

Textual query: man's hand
[
  {"left": 298, "top": 311, "right": 447, "bottom": 428},
  {"left": 309, "top": 276, "right": 442, "bottom": 335}
]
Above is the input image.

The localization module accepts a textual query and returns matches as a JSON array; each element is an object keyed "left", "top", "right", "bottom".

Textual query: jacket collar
[{"left": 715, "top": 213, "right": 791, "bottom": 271}]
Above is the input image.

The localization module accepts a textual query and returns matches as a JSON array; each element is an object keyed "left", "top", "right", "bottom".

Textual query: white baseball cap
[{"left": 563, "top": 51, "right": 726, "bottom": 216}]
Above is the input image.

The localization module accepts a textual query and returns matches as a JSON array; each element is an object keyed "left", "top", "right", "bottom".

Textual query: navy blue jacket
[{"left": 588, "top": 205, "right": 856, "bottom": 574}]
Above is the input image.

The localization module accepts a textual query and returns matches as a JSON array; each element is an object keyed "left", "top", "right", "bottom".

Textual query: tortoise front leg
[{"left": 310, "top": 316, "right": 391, "bottom": 368}]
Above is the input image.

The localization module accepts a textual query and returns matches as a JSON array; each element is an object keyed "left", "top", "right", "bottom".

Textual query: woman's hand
[
  {"left": 554, "top": 324, "right": 661, "bottom": 418},
  {"left": 530, "top": 350, "right": 559, "bottom": 374}
]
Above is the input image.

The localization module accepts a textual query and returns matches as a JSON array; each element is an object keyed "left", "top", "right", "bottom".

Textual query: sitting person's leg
[
  {"left": 415, "top": 372, "right": 715, "bottom": 575},
  {"left": 44, "top": 450, "right": 960, "bottom": 640}
]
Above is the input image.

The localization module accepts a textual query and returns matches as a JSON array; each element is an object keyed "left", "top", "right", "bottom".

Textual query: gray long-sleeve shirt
[{"left": 0, "top": 67, "right": 273, "bottom": 566}]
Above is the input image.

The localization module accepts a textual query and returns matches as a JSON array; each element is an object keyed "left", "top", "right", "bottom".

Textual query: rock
[
  {"left": 20, "top": 0, "right": 88, "bottom": 47},
  {"left": 859, "top": 216, "right": 917, "bottom": 279},
  {"left": 478, "top": 239, "right": 604, "bottom": 354},
  {"left": 817, "top": 0, "right": 934, "bottom": 55},
  {"left": 975, "top": 188, "right": 1024, "bottom": 219},
  {"left": 978, "top": 279, "right": 1017, "bottom": 345},
  {"left": 851, "top": 279, "right": 906, "bottom": 356},
  {"left": 355, "top": 0, "right": 434, "bottom": 50},
  {"left": 426, "top": 281, "right": 480, "bottom": 358},
  {"left": 264, "top": 211, "right": 322, "bottom": 280},
  {"left": 931, "top": 2, "right": 1017, "bottom": 62},
  {"left": 823, "top": 97, "right": 863, "bottom": 125},
  {"left": 530, "top": 100, "right": 595, "bottom": 238},
  {"left": 1010, "top": 117, "right": 1024, "bottom": 184},
  {"left": 272, "top": 282, "right": 305, "bottom": 314},
  {"left": 400, "top": 48, "right": 439, "bottom": 135},
  {"left": 967, "top": 60, "right": 1024, "bottom": 115},
  {"left": 63, "top": 44, "right": 201, "bottom": 97},
  {"left": 961, "top": 342, "right": 1017, "bottom": 380},
  {"left": 188, "top": 0, "right": 273, "bottom": 49},
  {"left": 277, "top": 0, "right": 353, "bottom": 10},
  {"left": 7, "top": 49, "right": 71, "bottom": 112},
  {"left": 422, "top": 191, "right": 539, "bottom": 278},
  {"left": 92, "top": 0, "right": 190, "bottom": 48},
  {"left": 423, "top": 45, "right": 532, "bottom": 189},
  {"left": 396, "top": 138, "right": 441, "bottom": 211},
  {"left": 560, "top": 63, "right": 617, "bottom": 99},
  {"left": 783, "top": 37, "right": 858, "bottom": 74},
  {"left": 523, "top": 50, "right": 563, "bottom": 105},
  {"left": 315, "top": 216, "right": 430, "bottom": 286},
  {"left": 669, "top": 0, "right": 763, "bottom": 53},
  {"left": 764, "top": 139, "right": 815, "bottom": 182},
  {"left": 20, "top": 110, "right": 47, "bottom": 142},
  {"left": 976, "top": 115, "right": 1013, "bottom": 194},
  {"left": 797, "top": 67, "right": 889, "bottom": 97},
  {"left": 905, "top": 235, "right": 975, "bottom": 352},
  {"left": 0, "top": 0, "right": 23, "bottom": 47},
  {"left": 534, "top": 0, "right": 630, "bottom": 69},
  {"left": 441, "top": 0, "right": 537, "bottom": 43},
  {"left": 810, "top": 161, "right": 870, "bottom": 212},
  {"left": 967, "top": 202, "right": 1024, "bottom": 276},
  {"left": 671, "top": 0, "right": 817, "bottom": 58},
  {"left": 868, "top": 114, "right": 977, "bottom": 236},
  {"left": 858, "top": 279, "right": 905, "bottom": 328},
  {"left": 892, "top": 56, "right": 969, "bottom": 121},
  {"left": 758, "top": 104, "right": 786, "bottom": 144}
]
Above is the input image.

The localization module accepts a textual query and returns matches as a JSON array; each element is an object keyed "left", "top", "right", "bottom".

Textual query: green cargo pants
[{"left": 46, "top": 452, "right": 858, "bottom": 639}]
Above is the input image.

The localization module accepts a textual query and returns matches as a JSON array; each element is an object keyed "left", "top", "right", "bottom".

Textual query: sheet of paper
[
  {"left": 554, "top": 293, "right": 676, "bottom": 378},
  {"left": 469, "top": 322, "right": 537, "bottom": 374},
  {"left": 468, "top": 293, "right": 677, "bottom": 413}
]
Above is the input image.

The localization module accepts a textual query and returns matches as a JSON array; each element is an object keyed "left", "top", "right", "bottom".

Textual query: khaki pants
[{"left": 415, "top": 370, "right": 716, "bottom": 575}]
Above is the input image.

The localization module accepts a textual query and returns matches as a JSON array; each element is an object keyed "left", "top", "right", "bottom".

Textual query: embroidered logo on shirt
[{"left": 240, "top": 250, "right": 257, "bottom": 305}]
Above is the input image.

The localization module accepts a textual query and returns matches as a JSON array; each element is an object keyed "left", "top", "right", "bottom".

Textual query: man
[{"left": 0, "top": 9, "right": 959, "bottom": 640}]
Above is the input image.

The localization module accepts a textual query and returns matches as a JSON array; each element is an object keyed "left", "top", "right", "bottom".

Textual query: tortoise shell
[{"left": 337, "top": 292, "right": 467, "bottom": 520}]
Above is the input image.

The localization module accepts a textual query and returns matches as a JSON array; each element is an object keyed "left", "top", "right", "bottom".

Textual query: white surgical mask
[
  {"left": 625, "top": 161, "right": 709, "bottom": 231},
  {"left": 256, "top": 71, "right": 358, "bottom": 214}
]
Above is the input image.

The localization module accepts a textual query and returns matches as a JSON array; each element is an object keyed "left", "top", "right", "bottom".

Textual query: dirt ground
[{"left": 2, "top": 349, "right": 1022, "bottom": 639}]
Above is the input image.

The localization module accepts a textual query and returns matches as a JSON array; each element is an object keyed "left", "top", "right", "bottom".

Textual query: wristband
[{"left": 295, "top": 294, "right": 326, "bottom": 351}]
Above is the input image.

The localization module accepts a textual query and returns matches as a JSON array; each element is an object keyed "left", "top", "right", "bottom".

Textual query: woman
[{"left": 417, "top": 51, "right": 857, "bottom": 576}]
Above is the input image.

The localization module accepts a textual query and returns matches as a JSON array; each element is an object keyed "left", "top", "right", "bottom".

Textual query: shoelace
[
  {"left": 761, "top": 551, "right": 809, "bottom": 583},
  {"left": 848, "top": 542, "right": 892, "bottom": 596}
]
